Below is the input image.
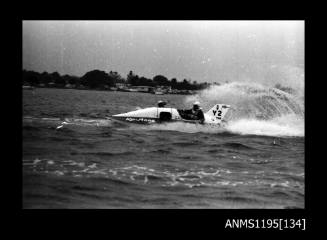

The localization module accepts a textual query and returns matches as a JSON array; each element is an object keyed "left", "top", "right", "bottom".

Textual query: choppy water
[{"left": 23, "top": 86, "right": 304, "bottom": 208}]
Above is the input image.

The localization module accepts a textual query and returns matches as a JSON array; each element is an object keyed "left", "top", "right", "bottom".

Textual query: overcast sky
[{"left": 23, "top": 21, "right": 304, "bottom": 83}]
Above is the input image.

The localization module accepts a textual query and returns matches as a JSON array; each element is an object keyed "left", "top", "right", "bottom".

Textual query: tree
[
  {"left": 170, "top": 78, "right": 177, "bottom": 89},
  {"left": 63, "top": 74, "right": 79, "bottom": 85},
  {"left": 40, "top": 71, "right": 52, "bottom": 85},
  {"left": 50, "top": 72, "right": 66, "bottom": 86},
  {"left": 181, "top": 79, "right": 190, "bottom": 90},
  {"left": 127, "top": 70, "right": 135, "bottom": 85},
  {"left": 129, "top": 75, "right": 140, "bottom": 86},
  {"left": 139, "top": 77, "right": 154, "bottom": 86},
  {"left": 153, "top": 75, "right": 169, "bottom": 86},
  {"left": 81, "top": 70, "right": 113, "bottom": 89},
  {"left": 109, "top": 71, "right": 124, "bottom": 84},
  {"left": 23, "top": 70, "right": 40, "bottom": 86}
]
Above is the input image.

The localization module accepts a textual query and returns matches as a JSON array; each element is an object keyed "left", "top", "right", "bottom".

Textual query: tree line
[{"left": 22, "top": 69, "right": 212, "bottom": 91}]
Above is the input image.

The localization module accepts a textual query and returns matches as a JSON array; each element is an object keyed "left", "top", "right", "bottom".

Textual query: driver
[
  {"left": 157, "top": 100, "right": 167, "bottom": 108},
  {"left": 184, "top": 101, "right": 205, "bottom": 123}
]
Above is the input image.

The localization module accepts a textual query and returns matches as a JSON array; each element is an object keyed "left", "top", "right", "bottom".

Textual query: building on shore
[{"left": 132, "top": 86, "right": 155, "bottom": 93}]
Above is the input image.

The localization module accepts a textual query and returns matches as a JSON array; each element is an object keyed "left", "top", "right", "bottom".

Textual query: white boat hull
[{"left": 110, "top": 104, "right": 231, "bottom": 126}]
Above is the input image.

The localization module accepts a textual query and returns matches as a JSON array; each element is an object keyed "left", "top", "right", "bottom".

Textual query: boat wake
[
  {"left": 183, "top": 81, "right": 304, "bottom": 137},
  {"left": 128, "top": 115, "right": 303, "bottom": 137},
  {"left": 225, "top": 114, "right": 304, "bottom": 137},
  {"left": 134, "top": 121, "right": 228, "bottom": 134}
]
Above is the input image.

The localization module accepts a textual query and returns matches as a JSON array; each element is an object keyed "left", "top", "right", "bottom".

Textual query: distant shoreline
[
  {"left": 22, "top": 86, "right": 198, "bottom": 95},
  {"left": 22, "top": 69, "right": 215, "bottom": 94}
]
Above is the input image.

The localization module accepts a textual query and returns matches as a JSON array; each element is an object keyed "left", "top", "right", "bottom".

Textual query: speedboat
[{"left": 109, "top": 104, "right": 231, "bottom": 126}]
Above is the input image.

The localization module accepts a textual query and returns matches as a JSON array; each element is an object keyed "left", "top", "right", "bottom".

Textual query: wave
[
  {"left": 220, "top": 142, "right": 256, "bottom": 150},
  {"left": 23, "top": 158, "right": 304, "bottom": 191}
]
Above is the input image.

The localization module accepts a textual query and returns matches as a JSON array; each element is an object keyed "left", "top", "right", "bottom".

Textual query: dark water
[{"left": 23, "top": 88, "right": 304, "bottom": 208}]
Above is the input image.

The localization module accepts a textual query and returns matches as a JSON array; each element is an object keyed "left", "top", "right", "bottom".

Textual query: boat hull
[{"left": 110, "top": 104, "right": 230, "bottom": 126}]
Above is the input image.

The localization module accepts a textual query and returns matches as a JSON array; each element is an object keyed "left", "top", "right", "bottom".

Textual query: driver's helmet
[{"left": 193, "top": 101, "right": 200, "bottom": 110}]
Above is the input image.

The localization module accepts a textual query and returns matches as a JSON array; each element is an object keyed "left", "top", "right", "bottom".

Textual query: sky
[{"left": 23, "top": 21, "right": 304, "bottom": 84}]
